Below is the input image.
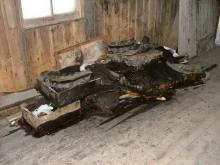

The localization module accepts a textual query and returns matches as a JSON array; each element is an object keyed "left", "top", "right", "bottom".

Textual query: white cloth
[
  {"left": 163, "top": 46, "right": 181, "bottom": 58},
  {"left": 32, "top": 104, "right": 54, "bottom": 117}
]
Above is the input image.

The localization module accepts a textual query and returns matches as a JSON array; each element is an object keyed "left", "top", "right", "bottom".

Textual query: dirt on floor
[{"left": 0, "top": 46, "right": 220, "bottom": 165}]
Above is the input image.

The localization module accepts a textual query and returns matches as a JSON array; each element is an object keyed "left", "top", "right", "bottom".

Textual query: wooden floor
[
  {"left": 0, "top": 89, "right": 40, "bottom": 111},
  {"left": 0, "top": 47, "right": 220, "bottom": 165}
]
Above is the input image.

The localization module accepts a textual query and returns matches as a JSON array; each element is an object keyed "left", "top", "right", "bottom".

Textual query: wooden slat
[
  {"left": 0, "top": 0, "right": 98, "bottom": 92},
  {"left": 111, "top": 0, "right": 120, "bottom": 42},
  {"left": 128, "top": 0, "right": 136, "bottom": 38},
  {"left": 0, "top": 0, "right": 28, "bottom": 92},
  {"left": 119, "top": 0, "right": 129, "bottom": 41},
  {"left": 0, "top": 89, "right": 41, "bottom": 111},
  {"left": 179, "top": 0, "right": 219, "bottom": 57},
  {"left": 97, "top": 0, "right": 179, "bottom": 46},
  {"left": 0, "top": 2, "right": 15, "bottom": 91}
]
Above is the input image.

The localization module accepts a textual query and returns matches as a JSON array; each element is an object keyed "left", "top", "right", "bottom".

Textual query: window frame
[{"left": 18, "top": 0, "right": 84, "bottom": 29}]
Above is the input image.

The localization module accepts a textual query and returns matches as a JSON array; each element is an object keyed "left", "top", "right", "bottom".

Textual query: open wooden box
[
  {"left": 21, "top": 97, "right": 81, "bottom": 131},
  {"left": 36, "top": 65, "right": 97, "bottom": 107}
]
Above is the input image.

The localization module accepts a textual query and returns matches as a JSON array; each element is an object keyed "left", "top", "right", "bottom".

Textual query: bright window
[
  {"left": 21, "top": 0, "right": 52, "bottom": 19},
  {"left": 20, "top": 0, "right": 81, "bottom": 29},
  {"left": 52, "top": 0, "right": 77, "bottom": 15}
]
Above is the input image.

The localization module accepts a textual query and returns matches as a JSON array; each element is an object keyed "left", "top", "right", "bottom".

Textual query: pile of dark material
[
  {"left": 37, "top": 37, "right": 207, "bottom": 118},
  {"left": 82, "top": 38, "right": 206, "bottom": 116},
  {"left": 36, "top": 65, "right": 97, "bottom": 107}
]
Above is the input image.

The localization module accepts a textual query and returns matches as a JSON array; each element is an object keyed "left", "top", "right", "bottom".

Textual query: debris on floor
[
  {"left": 6, "top": 112, "right": 22, "bottom": 127},
  {"left": 19, "top": 37, "right": 213, "bottom": 136}
]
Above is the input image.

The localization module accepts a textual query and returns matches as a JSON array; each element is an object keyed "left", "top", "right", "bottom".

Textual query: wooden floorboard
[
  {"left": 0, "top": 47, "right": 220, "bottom": 165},
  {"left": 0, "top": 89, "right": 41, "bottom": 111}
]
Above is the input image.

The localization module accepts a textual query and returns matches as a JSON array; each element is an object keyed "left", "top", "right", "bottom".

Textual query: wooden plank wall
[
  {"left": 23, "top": 0, "right": 97, "bottom": 86},
  {"left": 179, "top": 0, "right": 219, "bottom": 58},
  {"left": 95, "top": 0, "right": 179, "bottom": 47},
  {"left": 2, "top": 0, "right": 218, "bottom": 92},
  {"left": 23, "top": 0, "right": 180, "bottom": 87},
  {"left": 0, "top": 0, "right": 180, "bottom": 92},
  {"left": 24, "top": 20, "right": 87, "bottom": 85},
  {"left": 0, "top": 0, "right": 28, "bottom": 92},
  {"left": 178, "top": 0, "right": 197, "bottom": 58},
  {"left": 0, "top": 0, "right": 97, "bottom": 92},
  {"left": 197, "top": 0, "right": 219, "bottom": 54}
]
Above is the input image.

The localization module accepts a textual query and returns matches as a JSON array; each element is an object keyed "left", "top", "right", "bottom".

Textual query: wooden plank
[
  {"left": 141, "top": 0, "right": 148, "bottom": 37},
  {"left": 84, "top": 0, "right": 96, "bottom": 39},
  {"left": 0, "top": 2, "right": 15, "bottom": 92},
  {"left": 0, "top": 105, "right": 21, "bottom": 119},
  {"left": 24, "top": 27, "right": 55, "bottom": 84},
  {"left": 0, "top": 0, "right": 28, "bottom": 92},
  {"left": 119, "top": 0, "right": 129, "bottom": 41},
  {"left": 111, "top": 0, "right": 120, "bottom": 42},
  {"left": 165, "top": 0, "right": 179, "bottom": 48},
  {"left": 178, "top": 0, "right": 197, "bottom": 58},
  {"left": 135, "top": 0, "right": 144, "bottom": 41},
  {"left": 128, "top": 0, "right": 136, "bottom": 38},
  {"left": 105, "top": 0, "right": 113, "bottom": 42},
  {"left": 196, "top": 0, "right": 219, "bottom": 53},
  {"left": 179, "top": 0, "right": 219, "bottom": 57},
  {"left": 0, "top": 89, "right": 41, "bottom": 111}
]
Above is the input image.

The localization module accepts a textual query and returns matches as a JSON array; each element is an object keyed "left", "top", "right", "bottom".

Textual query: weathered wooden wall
[
  {"left": 23, "top": 0, "right": 98, "bottom": 86},
  {"left": 0, "top": 0, "right": 28, "bottom": 92},
  {"left": 0, "top": 0, "right": 219, "bottom": 92},
  {"left": 0, "top": 0, "right": 97, "bottom": 92},
  {"left": 179, "top": 0, "right": 219, "bottom": 58},
  {"left": 0, "top": 0, "right": 182, "bottom": 92},
  {"left": 24, "top": 20, "right": 91, "bottom": 85},
  {"left": 23, "top": 0, "right": 180, "bottom": 88},
  {"left": 197, "top": 0, "right": 220, "bottom": 54},
  {"left": 95, "top": 0, "right": 179, "bottom": 47}
]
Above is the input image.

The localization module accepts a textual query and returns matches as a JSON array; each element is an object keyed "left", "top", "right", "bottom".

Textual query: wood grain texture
[
  {"left": 0, "top": 0, "right": 97, "bottom": 92},
  {"left": 95, "top": 0, "right": 179, "bottom": 46},
  {"left": 178, "top": 0, "right": 197, "bottom": 58},
  {"left": 196, "top": 0, "right": 219, "bottom": 54},
  {"left": 23, "top": 1, "right": 95, "bottom": 86},
  {"left": 0, "top": 0, "right": 219, "bottom": 92},
  {"left": 0, "top": 0, "right": 179, "bottom": 92},
  {"left": 0, "top": 0, "right": 28, "bottom": 92},
  {"left": 179, "top": 0, "right": 219, "bottom": 58}
]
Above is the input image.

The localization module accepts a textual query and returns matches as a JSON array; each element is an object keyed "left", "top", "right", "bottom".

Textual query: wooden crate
[
  {"left": 21, "top": 98, "right": 81, "bottom": 131},
  {"left": 36, "top": 65, "right": 97, "bottom": 107}
]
